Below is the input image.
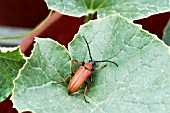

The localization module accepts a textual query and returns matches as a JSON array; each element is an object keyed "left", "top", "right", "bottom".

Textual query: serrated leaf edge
[
  {"left": 0, "top": 46, "right": 26, "bottom": 62},
  {"left": 0, "top": 46, "right": 26, "bottom": 102},
  {"left": 10, "top": 37, "right": 71, "bottom": 113},
  {"left": 69, "top": 14, "right": 170, "bottom": 55}
]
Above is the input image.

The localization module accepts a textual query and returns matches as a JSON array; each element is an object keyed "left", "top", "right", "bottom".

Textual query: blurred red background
[{"left": 0, "top": 0, "right": 169, "bottom": 113}]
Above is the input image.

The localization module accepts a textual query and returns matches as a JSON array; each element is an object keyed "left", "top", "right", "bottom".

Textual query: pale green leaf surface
[
  {"left": 11, "top": 38, "right": 71, "bottom": 112},
  {"left": 44, "top": 0, "right": 170, "bottom": 20},
  {"left": 163, "top": 20, "right": 170, "bottom": 46},
  {"left": 0, "top": 47, "right": 25, "bottom": 102},
  {"left": 12, "top": 16, "right": 170, "bottom": 113}
]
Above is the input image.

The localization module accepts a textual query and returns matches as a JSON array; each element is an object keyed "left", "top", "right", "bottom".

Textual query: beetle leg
[
  {"left": 91, "top": 64, "right": 107, "bottom": 71},
  {"left": 84, "top": 82, "right": 89, "bottom": 103},
  {"left": 72, "top": 60, "right": 85, "bottom": 66},
  {"left": 55, "top": 61, "right": 75, "bottom": 84},
  {"left": 87, "top": 76, "right": 92, "bottom": 90},
  {"left": 51, "top": 74, "right": 72, "bottom": 85},
  {"left": 56, "top": 72, "right": 74, "bottom": 84},
  {"left": 70, "top": 61, "right": 74, "bottom": 79},
  {"left": 57, "top": 74, "right": 71, "bottom": 84}
]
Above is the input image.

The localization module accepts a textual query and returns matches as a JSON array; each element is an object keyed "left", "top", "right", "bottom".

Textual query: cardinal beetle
[{"left": 56, "top": 36, "right": 118, "bottom": 103}]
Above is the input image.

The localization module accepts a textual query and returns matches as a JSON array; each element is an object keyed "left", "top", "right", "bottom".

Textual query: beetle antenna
[
  {"left": 95, "top": 60, "right": 118, "bottom": 67},
  {"left": 82, "top": 36, "right": 93, "bottom": 61}
]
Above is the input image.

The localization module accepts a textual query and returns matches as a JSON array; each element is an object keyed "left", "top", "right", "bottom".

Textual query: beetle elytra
[{"left": 56, "top": 36, "right": 118, "bottom": 103}]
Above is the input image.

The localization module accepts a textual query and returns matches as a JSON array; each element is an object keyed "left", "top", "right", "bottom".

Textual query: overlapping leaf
[
  {"left": 0, "top": 47, "right": 25, "bottom": 102},
  {"left": 163, "top": 20, "right": 170, "bottom": 46},
  {"left": 11, "top": 38, "right": 71, "bottom": 112},
  {"left": 12, "top": 15, "right": 170, "bottom": 113},
  {"left": 44, "top": 0, "right": 170, "bottom": 20}
]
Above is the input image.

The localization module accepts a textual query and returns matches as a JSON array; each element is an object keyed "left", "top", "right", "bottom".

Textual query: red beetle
[{"left": 56, "top": 36, "right": 118, "bottom": 103}]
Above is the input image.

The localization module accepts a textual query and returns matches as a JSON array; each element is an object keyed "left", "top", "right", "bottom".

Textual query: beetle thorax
[{"left": 84, "top": 63, "right": 93, "bottom": 70}]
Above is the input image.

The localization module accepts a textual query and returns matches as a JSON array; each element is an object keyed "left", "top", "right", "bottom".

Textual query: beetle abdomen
[{"left": 68, "top": 66, "right": 91, "bottom": 94}]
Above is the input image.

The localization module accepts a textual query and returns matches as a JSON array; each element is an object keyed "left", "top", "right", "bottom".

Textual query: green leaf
[
  {"left": 163, "top": 20, "right": 170, "bottom": 46},
  {"left": 12, "top": 16, "right": 170, "bottom": 113},
  {"left": 11, "top": 38, "right": 71, "bottom": 112},
  {"left": 0, "top": 47, "right": 25, "bottom": 102},
  {"left": 44, "top": 0, "right": 170, "bottom": 20}
]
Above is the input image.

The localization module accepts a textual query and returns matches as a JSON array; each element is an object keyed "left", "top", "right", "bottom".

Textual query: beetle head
[{"left": 89, "top": 60, "right": 95, "bottom": 66}]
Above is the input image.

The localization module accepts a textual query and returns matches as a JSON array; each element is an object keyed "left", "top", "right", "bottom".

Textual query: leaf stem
[{"left": 0, "top": 10, "right": 53, "bottom": 40}]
